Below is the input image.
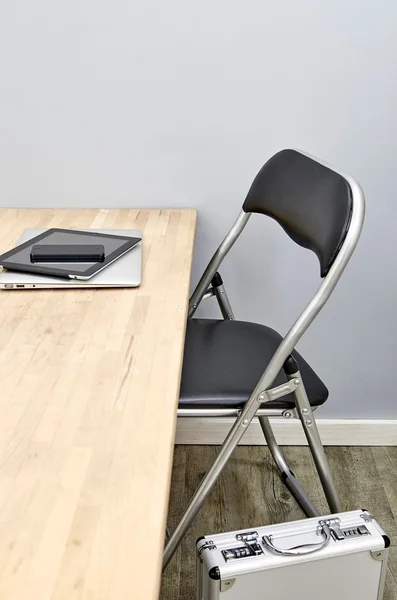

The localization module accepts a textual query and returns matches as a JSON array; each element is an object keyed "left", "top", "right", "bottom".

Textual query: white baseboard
[{"left": 175, "top": 417, "right": 397, "bottom": 446}]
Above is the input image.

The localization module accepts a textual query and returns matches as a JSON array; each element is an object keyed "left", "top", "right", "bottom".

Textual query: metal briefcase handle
[{"left": 262, "top": 524, "right": 331, "bottom": 556}]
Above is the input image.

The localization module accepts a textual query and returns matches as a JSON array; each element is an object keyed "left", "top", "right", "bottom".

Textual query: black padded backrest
[{"left": 242, "top": 149, "right": 353, "bottom": 277}]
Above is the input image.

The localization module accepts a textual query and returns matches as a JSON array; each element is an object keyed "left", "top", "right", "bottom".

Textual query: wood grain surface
[
  {"left": 162, "top": 446, "right": 397, "bottom": 599},
  {"left": 0, "top": 208, "right": 197, "bottom": 600}
]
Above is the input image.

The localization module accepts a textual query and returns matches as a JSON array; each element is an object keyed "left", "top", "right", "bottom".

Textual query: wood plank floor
[{"left": 161, "top": 446, "right": 397, "bottom": 599}]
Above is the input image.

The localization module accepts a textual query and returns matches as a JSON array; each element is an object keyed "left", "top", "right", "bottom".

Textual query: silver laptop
[{"left": 0, "top": 228, "right": 142, "bottom": 289}]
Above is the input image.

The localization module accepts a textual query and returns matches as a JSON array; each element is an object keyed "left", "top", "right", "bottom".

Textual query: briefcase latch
[
  {"left": 236, "top": 531, "right": 259, "bottom": 542},
  {"left": 318, "top": 518, "right": 345, "bottom": 541}
]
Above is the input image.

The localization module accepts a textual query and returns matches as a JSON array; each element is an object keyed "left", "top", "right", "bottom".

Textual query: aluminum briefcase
[{"left": 196, "top": 510, "right": 390, "bottom": 600}]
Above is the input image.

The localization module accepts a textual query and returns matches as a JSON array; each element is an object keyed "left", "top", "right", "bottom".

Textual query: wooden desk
[{"left": 0, "top": 208, "right": 197, "bottom": 600}]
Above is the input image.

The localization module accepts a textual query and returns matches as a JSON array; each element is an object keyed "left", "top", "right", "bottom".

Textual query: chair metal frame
[{"left": 163, "top": 150, "right": 365, "bottom": 569}]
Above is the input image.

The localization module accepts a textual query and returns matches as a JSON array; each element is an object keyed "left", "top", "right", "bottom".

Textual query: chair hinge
[{"left": 258, "top": 378, "right": 301, "bottom": 403}]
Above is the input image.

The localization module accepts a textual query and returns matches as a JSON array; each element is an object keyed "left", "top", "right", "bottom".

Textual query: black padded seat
[{"left": 179, "top": 319, "right": 328, "bottom": 409}]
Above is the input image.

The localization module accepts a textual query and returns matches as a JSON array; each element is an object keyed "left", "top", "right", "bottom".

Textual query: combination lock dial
[
  {"left": 331, "top": 524, "right": 370, "bottom": 541},
  {"left": 222, "top": 542, "right": 263, "bottom": 562}
]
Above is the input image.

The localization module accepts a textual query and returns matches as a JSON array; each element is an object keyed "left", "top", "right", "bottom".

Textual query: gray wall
[{"left": 1, "top": 0, "right": 396, "bottom": 418}]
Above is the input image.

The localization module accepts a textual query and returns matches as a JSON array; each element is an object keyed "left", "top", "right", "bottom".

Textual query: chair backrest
[
  {"left": 242, "top": 149, "right": 352, "bottom": 277},
  {"left": 189, "top": 149, "right": 364, "bottom": 325}
]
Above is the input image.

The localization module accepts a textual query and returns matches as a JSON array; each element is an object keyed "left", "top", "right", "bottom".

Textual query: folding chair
[{"left": 164, "top": 149, "right": 365, "bottom": 569}]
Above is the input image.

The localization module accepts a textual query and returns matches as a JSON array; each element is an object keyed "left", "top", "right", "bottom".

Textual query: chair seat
[{"left": 179, "top": 319, "right": 328, "bottom": 409}]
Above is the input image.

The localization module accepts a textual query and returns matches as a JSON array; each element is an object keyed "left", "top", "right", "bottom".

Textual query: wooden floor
[{"left": 161, "top": 446, "right": 397, "bottom": 599}]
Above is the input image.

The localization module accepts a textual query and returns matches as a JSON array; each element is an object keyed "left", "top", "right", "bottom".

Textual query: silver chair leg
[
  {"left": 288, "top": 369, "right": 342, "bottom": 514},
  {"left": 163, "top": 401, "right": 259, "bottom": 570},
  {"left": 258, "top": 416, "right": 319, "bottom": 517}
]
